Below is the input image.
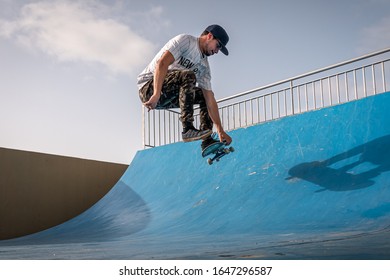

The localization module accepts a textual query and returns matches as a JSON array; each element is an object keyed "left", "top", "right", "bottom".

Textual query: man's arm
[
  {"left": 203, "top": 89, "right": 232, "bottom": 144},
  {"left": 143, "top": 50, "right": 175, "bottom": 111}
]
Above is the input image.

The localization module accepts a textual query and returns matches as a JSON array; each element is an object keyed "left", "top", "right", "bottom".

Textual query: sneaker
[
  {"left": 201, "top": 136, "right": 220, "bottom": 151},
  {"left": 182, "top": 127, "right": 212, "bottom": 142}
]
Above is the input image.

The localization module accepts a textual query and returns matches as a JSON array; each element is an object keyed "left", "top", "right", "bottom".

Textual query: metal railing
[{"left": 142, "top": 47, "right": 390, "bottom": 148}]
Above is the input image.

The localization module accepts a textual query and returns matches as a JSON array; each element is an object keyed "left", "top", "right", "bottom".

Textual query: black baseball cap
[{"left": 205, "top": 24, "right": 229, "bottom": 55}]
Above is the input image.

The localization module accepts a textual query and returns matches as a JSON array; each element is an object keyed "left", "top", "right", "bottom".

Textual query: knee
[{"left": 180, "top": 70, "right": 196, "bottom": 84}]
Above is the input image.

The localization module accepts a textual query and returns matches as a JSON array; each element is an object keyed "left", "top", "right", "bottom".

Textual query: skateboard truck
[{"left": 202, "top": 140, "right": 234, "bottom": 165}]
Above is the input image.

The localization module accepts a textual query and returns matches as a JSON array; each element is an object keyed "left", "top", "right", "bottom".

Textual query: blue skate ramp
[{"left": 1, "top": 92, "right": 390, "bottom": 259}]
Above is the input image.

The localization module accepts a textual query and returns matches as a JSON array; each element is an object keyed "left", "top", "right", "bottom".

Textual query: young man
[{"left": 137, "top": 24, "right": 232, "bottom": 150}]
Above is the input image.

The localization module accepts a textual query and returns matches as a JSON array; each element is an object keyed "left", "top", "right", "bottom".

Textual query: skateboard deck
[{"left": 202, "top": 141, "right": 234, "bottom": 165}]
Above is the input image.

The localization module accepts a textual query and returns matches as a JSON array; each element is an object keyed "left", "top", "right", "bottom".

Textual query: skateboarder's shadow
[{"left": 286, "top": 135, "right": 390, "bottom": 192}]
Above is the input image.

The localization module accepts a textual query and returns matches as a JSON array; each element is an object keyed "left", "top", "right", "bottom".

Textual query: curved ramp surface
[{"left": 1, "top": 92, "right": 390, "bottom": 259}]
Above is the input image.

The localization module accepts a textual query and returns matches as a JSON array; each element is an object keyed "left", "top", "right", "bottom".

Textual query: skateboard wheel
[
  {"left": 207, "top": 158, "right": 213, "bottom": 165},
  {"left": 229, "top": 147, "right": 235, "bottom": 152}
]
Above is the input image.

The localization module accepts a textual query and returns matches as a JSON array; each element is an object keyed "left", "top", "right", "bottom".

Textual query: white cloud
[
  {"left": 0, "top": 0, "right": 156, "bottom": 76},
  {"left": 358, "top": 16, "right": 390, "bottom": 54}
]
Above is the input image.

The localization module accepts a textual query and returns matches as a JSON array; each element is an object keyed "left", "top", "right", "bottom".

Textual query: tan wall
[{"left": 0, "top": 147, "right": 128, "bottom": 240}]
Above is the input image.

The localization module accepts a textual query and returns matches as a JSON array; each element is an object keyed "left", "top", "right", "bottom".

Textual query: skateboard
[{"left": 202, "top": 141, "right": 234, "bottom": 165}]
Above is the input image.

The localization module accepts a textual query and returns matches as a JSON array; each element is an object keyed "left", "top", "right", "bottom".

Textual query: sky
[{"left": 0, "top": 0, "right": 389, "bottom": 164}]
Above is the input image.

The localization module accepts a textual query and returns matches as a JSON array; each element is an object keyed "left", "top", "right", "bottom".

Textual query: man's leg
[
  {"left": 139, "top": 70, "right": 211, "bottom": 142},
  {"left": 176, "top": 70, "right": 212, "bottom": 141},
  {"left": 193, "top": 87, "right": 213, "bottom": 131},
  {"left": 139, "top": 70, "right": 197, "bottom": 111},
  {"left": 139, "top": 72, "right": 180, "bottom": 109},
  {"left": 193, "top": 87, "right": 220, "bottom": 150}
]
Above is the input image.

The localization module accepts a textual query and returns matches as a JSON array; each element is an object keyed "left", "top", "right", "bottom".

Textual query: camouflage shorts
[{"left": 139, "top": 70, "right": 212, "bottom": 130}]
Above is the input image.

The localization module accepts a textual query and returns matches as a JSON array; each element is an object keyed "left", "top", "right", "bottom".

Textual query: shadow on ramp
[{"left": 287, "top": 135, "right": 390, "bottom": 192}]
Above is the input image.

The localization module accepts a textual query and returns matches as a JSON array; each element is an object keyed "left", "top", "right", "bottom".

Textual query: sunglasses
[{"left": 215, "top": 38, "right": 223, "bottom": 50}]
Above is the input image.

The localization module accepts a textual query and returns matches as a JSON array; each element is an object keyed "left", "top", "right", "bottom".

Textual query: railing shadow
[{"left": 286, "top": 135, "right": 390, "bottom": 192}]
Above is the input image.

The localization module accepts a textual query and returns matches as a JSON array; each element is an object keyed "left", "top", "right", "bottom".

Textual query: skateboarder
[{"left": 137, "top": 24, "right": 232, "bottom": 151}]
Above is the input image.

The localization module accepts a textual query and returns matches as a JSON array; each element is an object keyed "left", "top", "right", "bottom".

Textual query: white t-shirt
[{"left": 137, "top": 34, "right": 212, "bottom": 91}]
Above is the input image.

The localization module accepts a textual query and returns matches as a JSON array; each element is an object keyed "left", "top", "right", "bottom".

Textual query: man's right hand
[{"left": 143, "top": 93, "right": 160, "bottom": 111}]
